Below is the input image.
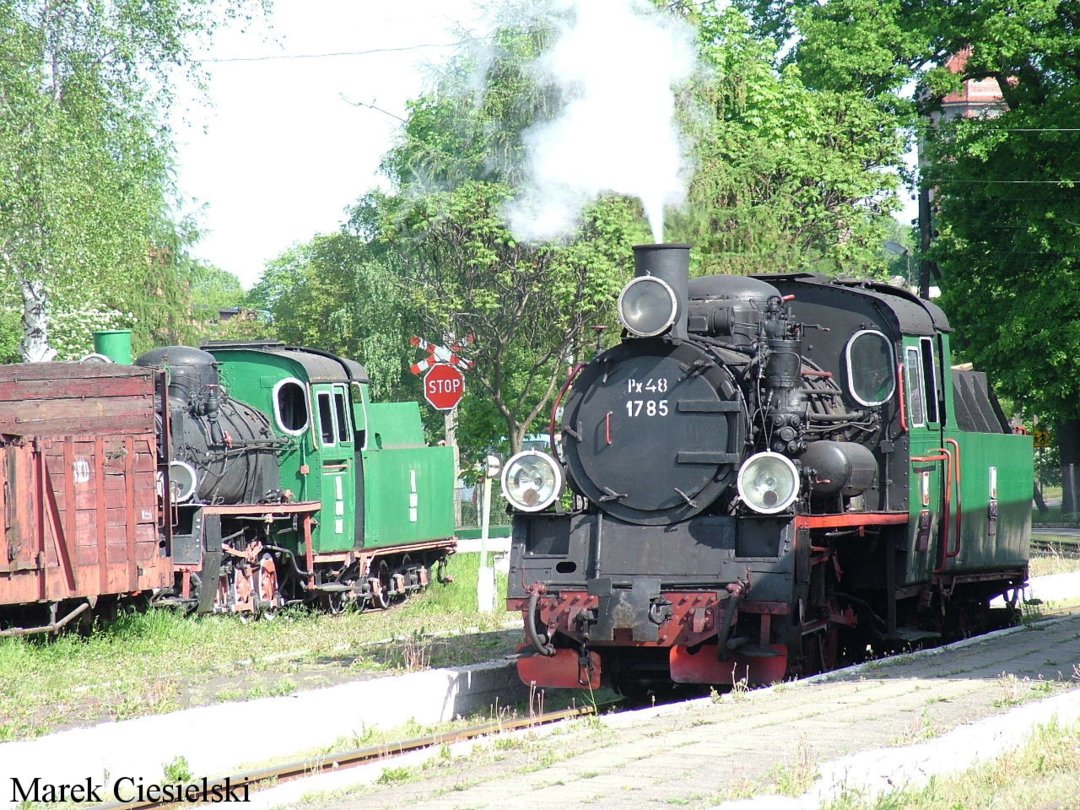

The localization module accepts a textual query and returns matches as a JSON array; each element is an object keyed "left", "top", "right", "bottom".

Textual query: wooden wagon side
[{"left": 0, "top": 363, "right": 171, "bottom": 635}]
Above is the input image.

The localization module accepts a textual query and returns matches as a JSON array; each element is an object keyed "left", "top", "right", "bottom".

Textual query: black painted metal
[
  {"left": 632, "top": 243, "right": 690, "bottom": 340},
  {"left": 139, "top": 346, "right": 282, "bottom": 505},
  {"left": 561, "top": 338, "right": 746, "bottom": 525}
]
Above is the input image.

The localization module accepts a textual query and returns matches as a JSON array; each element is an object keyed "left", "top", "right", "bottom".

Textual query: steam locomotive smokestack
[{"left": 632, "top": 243, "right": 689, "bottom": 340}]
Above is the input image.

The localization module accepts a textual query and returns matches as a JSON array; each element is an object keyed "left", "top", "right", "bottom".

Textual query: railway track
[
  {"left": 90, "top": 702, "right": 619, "bottom": 810},
  {"left": 1031, "top": 536, "right": 1080, "bottom": 558}
]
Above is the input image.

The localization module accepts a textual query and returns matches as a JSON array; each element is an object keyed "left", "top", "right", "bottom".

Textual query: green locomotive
[{"left": 141, "top": 341, "right": 455, "bottom": 614}]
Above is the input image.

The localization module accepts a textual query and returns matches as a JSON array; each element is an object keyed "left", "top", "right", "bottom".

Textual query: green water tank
[{"left": 93, "top": 329, "right": 133, "bottom": 364}]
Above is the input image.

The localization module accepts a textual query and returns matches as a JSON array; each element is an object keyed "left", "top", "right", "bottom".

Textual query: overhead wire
[{"left": 195, "top": 41, "right": 476, "bottom": 63}]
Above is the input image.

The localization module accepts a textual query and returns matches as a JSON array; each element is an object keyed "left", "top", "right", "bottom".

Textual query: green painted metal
[
  {"left": 206, "top": 345, "right": 454, "bottom": 557},
  {"left": 902, "top": 334, "right": 946, "bottom": 585},
  {"left": 93, "top": 329, "right": 132, "bottom": 364},
  {"left": 943, "top": 427, "right": 1031, "bottom": 572},
  {"left": 901, "top": 332, "right": 1031, "bottom": 584},
  {"left": 363, "top": 402, "right": 455, "bottom": 548},
  {"left": 456, "top": 525, "right": 512, "bottom": 540},
  {"left": 311, "top": 381, "right": 357, "bottom": 552}
]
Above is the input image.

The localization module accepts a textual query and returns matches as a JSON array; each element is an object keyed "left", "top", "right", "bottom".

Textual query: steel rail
[
  {"left": 1031, "top": 538, "right": 1080, "bottom": 558},
  {"left": 90, "top": 702, "right": 616, "bottom": 810}
]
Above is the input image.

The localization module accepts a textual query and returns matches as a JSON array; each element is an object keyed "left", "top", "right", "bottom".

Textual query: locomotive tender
[
  {"left": 504, "top": 244, "right": 1031, "bottom": 692},
  {"left": 0, "top": 340, "right": 454, "bottom": 634}
]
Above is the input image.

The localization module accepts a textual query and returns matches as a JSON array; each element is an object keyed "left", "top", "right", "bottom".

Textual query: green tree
[
  {"left": 0, "top": 0, "right": 267, "bottom": 361},
  {"left": 667, "top": 5, "right": 905, "bottom": 277},
  {"left": 371, "top": 18, "right": 644, "bottom": 456},
  {"left": 381, "top": 182, "right": 638, "bottom": 456},
  {"left": 248, "top": 212, "right": 422, "bottom": 404},
  {"left": 733, "top": 0, "right": 1080, "bottom": 504}
]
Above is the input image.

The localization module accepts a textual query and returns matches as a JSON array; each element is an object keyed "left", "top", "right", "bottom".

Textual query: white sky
[{"left": 174, "top": 0, "right": 483, "bottom": 289}]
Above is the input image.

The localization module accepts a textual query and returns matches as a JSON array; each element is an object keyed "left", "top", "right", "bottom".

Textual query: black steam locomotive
[{"left": 504, "top": 244, "right": 1031, "bottom": 693}]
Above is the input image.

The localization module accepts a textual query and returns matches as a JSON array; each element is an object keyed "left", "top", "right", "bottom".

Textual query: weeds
[
  {"left": 376, "top": 766, "right": 412, "bottom": 785},
  {"left": 528, "top": 681, "right": 545, "bottom": 718},
  {"left": 823, "top": 718, "right": 1080, "bottom": 809},
  {"left": 991, "top": 673, "right": 1058, "bottom": 708},
  {"left": 0, "top": 553, "right": 515, "bottom": 739},
  {"left": 162, "top": 756, "right": 193, "bottom": 784},
  {"left": 891, "top": 709, "right": 937, "bottom": 745},
  {"left": 402, "top": 629, "right": 431, "bottom": 670},
  {"left": 772, "top": 738, "right": 817, "bottom": 796}
]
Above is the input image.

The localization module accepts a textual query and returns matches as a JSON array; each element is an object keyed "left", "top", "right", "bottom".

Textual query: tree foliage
[
  {"left": 380, "top": 181, "right": 638, "bottom": 454},
  {"left": 0, "top": 0, "right": 267, "bottom": 361},
  {"left": 246, "top": 215, "right": 421, "bottom": 403},
  {"left": 355, "top": 19, "right": 637, "bottom": 456},
  {"left": 667, "top": 5, "right": 905, "bottom": 277},
  {"left": 733, "top": 0, "right": 1080, "bottom": 492}
]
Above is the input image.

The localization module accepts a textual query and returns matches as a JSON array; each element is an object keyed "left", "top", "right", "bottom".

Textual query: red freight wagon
[{"left": 0, "top": 363, "right": 171, "bottom": 635}]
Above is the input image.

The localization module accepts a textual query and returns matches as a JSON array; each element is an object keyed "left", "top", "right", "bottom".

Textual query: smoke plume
[{"left": 504, "top": 0, "right": 697, "bottom": 244}]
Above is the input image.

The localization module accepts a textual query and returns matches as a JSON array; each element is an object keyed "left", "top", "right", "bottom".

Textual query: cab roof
[
  {"left": 202, "top": 341, "right": 370, "bottom": 384},
  {"left": 756, "top": 273, "right": 951, "bottom": 336}
]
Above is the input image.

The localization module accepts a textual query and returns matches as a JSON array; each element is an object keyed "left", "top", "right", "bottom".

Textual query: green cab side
[{"left": 205, "top": 343, "right": 454, "bottom": 556}]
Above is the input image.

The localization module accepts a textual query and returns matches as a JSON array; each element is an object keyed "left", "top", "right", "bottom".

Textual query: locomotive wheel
[
  {"left": 323, "top": 591, "right": 347, "bottom": 615},
  {"left": 373, "top": 560, "right": 392, "bottom": 610},
  {"left": 400, "top": 554, "right": 413, "bottom": 599},
  {"left": 803, "top": 626, "right": 840, "bottom": 675},
  {"left": 323, "top": 575, "right": 363, "bottom": 614},
  {"left": 255, "top": 553, "right": 282, "bottom": 615}
]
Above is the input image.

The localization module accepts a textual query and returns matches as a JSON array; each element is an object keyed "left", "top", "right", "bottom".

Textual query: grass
[
  {"left": 0, "top": 553, "right": 516, "bottom": 741},
  {"left": 822, "top": 717, "right": 1080, "bottom": 809},
  {"left": 989, "top": 673, "right": 1059, "bottom": 709},
  {"left": 1028, "top": 533, "right": 1080, "bottom": 578}
]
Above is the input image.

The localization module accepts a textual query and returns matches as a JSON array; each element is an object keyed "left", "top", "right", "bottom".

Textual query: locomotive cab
[
  {"left": 205, "top": 343, "right": 455, "bottom": 612},
  {"left": 506, "top": 244, "right": 1031, "bottom": 694}
]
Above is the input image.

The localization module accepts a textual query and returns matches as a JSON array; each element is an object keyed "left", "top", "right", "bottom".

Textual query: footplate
[
  {"left": 517, "top": 648, "right": 601, "bottom": 689},
  {"left": 669, "top": 643, "right": 788, "bottom": 685}
]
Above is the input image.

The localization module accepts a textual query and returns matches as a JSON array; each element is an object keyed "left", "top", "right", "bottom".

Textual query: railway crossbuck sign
[{"left": 423, "top": 363, "right": 465, "bottom": 411}]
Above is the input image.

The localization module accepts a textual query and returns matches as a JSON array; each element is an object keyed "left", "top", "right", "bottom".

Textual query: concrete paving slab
[
  {"left": 306, "top": 611, "right": 1080, "bottom": 810},
  {"left": 0, "top": 660, "right": 524, "bottom": 810}
]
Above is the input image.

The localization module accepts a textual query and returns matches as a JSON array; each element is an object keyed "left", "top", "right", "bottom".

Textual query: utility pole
[
  {"left": 445, "top": 407, "right": 461, "bottom": 528},
  {"left": 917, "top": 185, "right": 934, "bottom": 300}
]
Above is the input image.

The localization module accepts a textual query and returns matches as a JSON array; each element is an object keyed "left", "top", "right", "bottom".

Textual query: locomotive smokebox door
[{"left": 562, "top": 340, "right": 746, "bottom": 526}]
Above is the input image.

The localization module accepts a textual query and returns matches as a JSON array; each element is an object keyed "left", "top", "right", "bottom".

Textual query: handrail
[
  {"left": 912, "top": 447, "right": 956, "bottom": 575},
  {"left": 944, "top": 438, "right": 963, "bottom": 562},
  {"left": 896, "top": 362, "right": 908, "bottom": 432},
  {"left": 549, "top": 363, "right": 584, "bottom": 458}
]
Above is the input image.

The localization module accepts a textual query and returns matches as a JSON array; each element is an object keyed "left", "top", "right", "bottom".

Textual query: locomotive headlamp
[
  {"left": 617, "top": 275, "right": 679, "bottom": 337},
  {"left": 737, "top": 452, "right": 800, "bottom": 514},
  {"left": 501, "top": 450, "right": 563, "bottom": 512},
  {"left": 167, "top": 460, "right": 198, "bottom": 503}
]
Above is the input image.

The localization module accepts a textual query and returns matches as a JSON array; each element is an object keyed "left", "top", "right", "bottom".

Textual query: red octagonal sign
[{"left": 422, "top": 363, "right": 465, "bottom": 411}]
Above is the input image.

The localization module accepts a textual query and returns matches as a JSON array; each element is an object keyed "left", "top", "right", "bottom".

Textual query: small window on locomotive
[
  {"left": 273, "top": 378, "right": 309, "bottom": 435},
  {"left": 317, "top": 391, "right": 336, "bottom": 446},
  {"left": 920, "top": 337, "right": 939, "bottom": 424},
  {"left": 333, "top": 386, "right": 351, "bottom": 443},
  {"left": 905, "top": 346, "right": 927, "bottom": 427},
  {"left": 846, "top": 330, "right": 896, "bottom": 406}
]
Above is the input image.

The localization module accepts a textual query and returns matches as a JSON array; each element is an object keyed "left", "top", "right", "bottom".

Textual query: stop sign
[{"left": 422, "top": 363, "right": 465, "bottom": 411}]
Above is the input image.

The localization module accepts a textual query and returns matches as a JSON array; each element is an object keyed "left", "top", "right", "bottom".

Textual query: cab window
[
  {"left": 273, "top": 378, "right": 309, "bottom": 435},
  {"left": 350, "top": 382, "right": 368, "bottom": 450},
  {"left": 920, "top": 337, "right": 939, "bottom": 424},
  {"left": 333, "top": 385, "right": 351, "bottom": 443},
  {"left": 846, "top": 330, "right": 896, "bottom": 407},
  {"left": 905, "top": 346, "right": 927, "bottom": 428},
  {"left": 317, "top": 391, "right": 336, "bottom": 446}
]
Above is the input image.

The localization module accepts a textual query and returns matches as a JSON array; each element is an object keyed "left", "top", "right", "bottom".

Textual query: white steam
[{"left": 504, "top": 0, "right": 697, "bottom": 244}]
